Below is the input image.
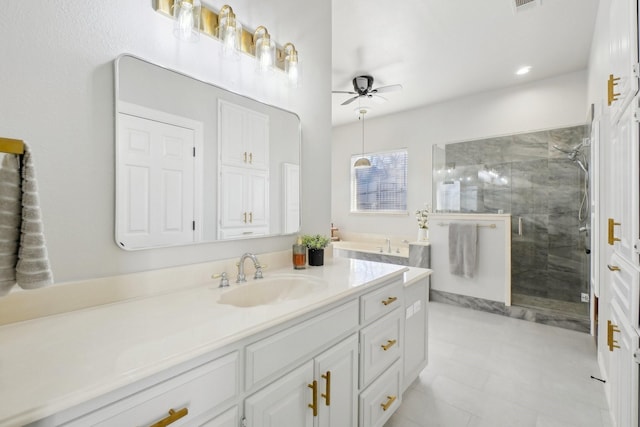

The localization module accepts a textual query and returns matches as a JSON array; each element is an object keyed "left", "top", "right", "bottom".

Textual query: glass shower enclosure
[{"left": 432, "top": 125, "right": 590, "bottom": 322}]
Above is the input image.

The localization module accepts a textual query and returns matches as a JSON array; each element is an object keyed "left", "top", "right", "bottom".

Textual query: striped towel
[{"left": 0, "top": 144, "right": 53, "bottom": 295}]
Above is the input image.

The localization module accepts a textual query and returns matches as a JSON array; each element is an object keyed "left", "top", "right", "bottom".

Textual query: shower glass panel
[{"left": 432, "top": 125, "right": 590, "bottom": 320}]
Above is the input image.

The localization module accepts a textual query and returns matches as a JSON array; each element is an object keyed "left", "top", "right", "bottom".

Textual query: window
[{"left": 350, "top": 149, "right": 408, "bottom": 213}]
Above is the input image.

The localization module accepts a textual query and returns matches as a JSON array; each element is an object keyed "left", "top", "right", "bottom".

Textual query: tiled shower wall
[{"left": 437, "top": 125, "right": 589, "bottom": 307}]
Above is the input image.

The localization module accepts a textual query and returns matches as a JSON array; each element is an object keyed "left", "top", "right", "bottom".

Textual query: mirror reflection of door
[{"left": 117, "top": 106, "right": 203, "bottom": 249}]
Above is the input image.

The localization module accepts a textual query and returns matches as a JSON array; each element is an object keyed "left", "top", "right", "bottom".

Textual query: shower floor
[{"left": 511, "top": 293, "right": 589, "bottom": 318}]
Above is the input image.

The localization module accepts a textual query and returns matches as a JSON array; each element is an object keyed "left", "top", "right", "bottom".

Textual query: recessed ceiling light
[{"left": 516, "top": 66, "right": 532, "bottom": 76}]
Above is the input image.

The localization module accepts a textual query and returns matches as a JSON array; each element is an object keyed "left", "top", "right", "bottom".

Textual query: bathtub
[{"left": 332, "top": 240, "right": 409, "bottom": 266}]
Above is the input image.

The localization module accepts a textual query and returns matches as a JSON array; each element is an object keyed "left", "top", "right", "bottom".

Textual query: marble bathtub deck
[{"left": 430, "top": 290, "right": 590, "bottom": 333}]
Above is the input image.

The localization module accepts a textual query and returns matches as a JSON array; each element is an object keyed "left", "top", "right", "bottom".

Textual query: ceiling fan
[{"left": 332, "top": 75, "right": 402, "bottom": 106}]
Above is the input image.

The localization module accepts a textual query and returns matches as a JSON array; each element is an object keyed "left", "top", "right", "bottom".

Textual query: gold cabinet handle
[
  {"left": 321, "top": 371, "right": 331, "bottom": 406},
  {"left": 608, "top": 218, "right": 621, "bottom": 245},
  {"left": 243, "top": 151, "right": 248, "bottom": 163},
  {"left": 249, "top": 152, "right": 253, "bottom": 164},
  {"left": 607, "top": 74, "right": 621, "bottom": 106},
  {"left": 249, "top": 212, "right": 253, "bottom": 223},
  {"left": 243, "top": 212, "right": 247, "bottom": 223},
  {"left": 308, "top": 380, "right": 318, "bottom": 417},
  {"left": 607, "top": 320, "right": 621, "bottom": 352},
  {"left": 381, "top": 296, "right": 398, "bottom": 306},
  {"left": 149, "top": 408, "right": 189, "bottom": 427},
  {"left": 381, "top": 339, "right": 397, "bottom": 351},
  {"left": 380, "top": 395, "right": 397, "bottom": 411},
  {"left": 607, "top": 264, "right": 621, "bottom": 272}
]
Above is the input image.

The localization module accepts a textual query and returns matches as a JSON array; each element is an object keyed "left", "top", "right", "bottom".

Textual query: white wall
[
  {"left": 0, "top": 0, "right": 332, "bottom": 282},
  {"left": 331, "top": 70, "right": 589, "bottom": 237}
]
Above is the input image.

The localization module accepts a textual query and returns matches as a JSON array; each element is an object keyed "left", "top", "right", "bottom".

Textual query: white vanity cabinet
[
  {"left": 402, "top": 276, "right": 429, "bottom": 392},
  {"left": 358, "top": 280, "right": 404, "bottom": 427},
  {"left": 244, "top": 335, "right": 359, "bottom": 427},
  {"left": 11, "top": 265, "right": 431, "bottom": 427},
  {"left": 55, "top": 351, "right": 240, "bottom": 427}
]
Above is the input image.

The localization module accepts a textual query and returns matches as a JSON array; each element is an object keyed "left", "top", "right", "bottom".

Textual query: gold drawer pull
[
  {"left": 607, "top": 264, "right": 621, "bottom": 272},
  {"left": 608, "top": 218, "right": 621, "bottom": 245},
  {"left": 381, "top": 339, "right": 397, "bottom": 351},
  {"left": 381, "top": 296, "right": 397, "bottom": 306},
  {"left": 607, "top": 74, "right": 621, "bottom": 106},
  {"left": 308, "top": 380, "right": 318, "bottom": 417},
  {"left": 380, "top": 395, "right": 397, "bottom": 411},
  {"left": 249, "top": 212, "right": 253, "bottom": 223},
  {"left": 249, "top": 152, "right": 253, "bottom": 164},
  {"left": 244, "top": 151, "right": 248, "bottom": 163},
  {"left": 149, "top": 408, "right": 189, "bottom": 427},
  {"left": 321, "top": 371, "right": 331, "bottom": 406},
  {"left": 607, "top": 320, "right": 621, "bottom": 352}
]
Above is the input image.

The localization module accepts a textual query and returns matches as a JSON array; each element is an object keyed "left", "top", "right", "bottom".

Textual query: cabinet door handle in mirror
[
  {"left": 249, "top": 212, "right": 253, "bottom": 223},
  {"left": 607, "top": 264, "right": 621, "bottom": 272},
  {"left": 381, "top": 296, "right": 398, "bottom": 306},
  {"left": 244, "top": 151, "right": 248, "bottom": 163},
  {"left": 380, "top": 395, "right": 397, "bottom": 411},
  {"left": 249, "top": 152, "right": 253, "bottom": 164},
  {"left": 308, "top": 380, "right": 318, "bottom": 416},
  {"left": 149, "top": 408, "right": 188, "bottom": 427},
  {"left": 381, "top": 339, "right": 397, "bottom": 351},
  {"left": 321, "top": 371, "right": 331, "bottom": 406}
]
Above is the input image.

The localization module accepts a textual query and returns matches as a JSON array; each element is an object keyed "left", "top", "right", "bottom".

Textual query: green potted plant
[{"left": 301, "top": 234, "right": 330, "bottom": 266}]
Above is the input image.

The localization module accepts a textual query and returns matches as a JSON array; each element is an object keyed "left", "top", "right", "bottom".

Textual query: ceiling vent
[{"left": 512, "top": 0, "right": 541, "bottom": 13}]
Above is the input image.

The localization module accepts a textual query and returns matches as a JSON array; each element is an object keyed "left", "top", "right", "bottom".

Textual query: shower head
[{"left": 553, "top": 141, "right": 584, "bottom": 156}]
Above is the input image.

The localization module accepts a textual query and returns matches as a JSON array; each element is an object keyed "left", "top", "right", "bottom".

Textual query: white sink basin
[{"left": 217, "top": 275, "right": 326, "bottom": 307}]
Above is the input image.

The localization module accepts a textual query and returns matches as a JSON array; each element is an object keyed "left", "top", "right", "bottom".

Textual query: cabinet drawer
[
  {"left": 68, "top": 352, "right": 239, "bottom": 426},
  {"left": 360, "top": 308, "right": 402, "bottom": 387},
  {"left": 360, "top": 280, "right": 403, "bottom": 325},
  {"left": 246, "top": 299, "right": 359, "bottom": 390},
  {"left": 200, "top": 405, "right": 238, "bottom": 427},
  {"left": 359, "top": 359, "right": 402, "bottom": 427}
]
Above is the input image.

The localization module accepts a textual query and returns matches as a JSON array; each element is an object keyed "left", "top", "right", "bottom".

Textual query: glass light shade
[
  {"left": 218, "top": 14, "right": 242, "bottom": 55},
  {"left": 285, "top": 53, "right": 302, "bottom": 87},
  {"left": 255, "top": 36, "right": 276, "bottom": 72},
  {"left": 173, "top": 0, "right": 201, "bottom": 42},
  {"left": 354, "top": 157, "right": 371, "bottom": 168}
]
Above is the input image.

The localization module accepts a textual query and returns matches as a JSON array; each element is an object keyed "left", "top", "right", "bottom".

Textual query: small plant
[
  {"left": 301, "top": 234, "right": 330, "bottom": 250},
  {"left": 415, "top": 205, "right": 431, "bottom": 229}
]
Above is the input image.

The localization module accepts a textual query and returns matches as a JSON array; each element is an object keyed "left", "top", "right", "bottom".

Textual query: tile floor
[{"left": 385, "top": 302, "right": 611, "bottom": 427}]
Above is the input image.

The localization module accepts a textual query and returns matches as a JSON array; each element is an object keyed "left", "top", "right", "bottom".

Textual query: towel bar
[
  {"left": 0, "top": 137, "right": 25, "bottom": 155},
  {"left": 437, "top": 222, "right": 496, "bottom": 229}
]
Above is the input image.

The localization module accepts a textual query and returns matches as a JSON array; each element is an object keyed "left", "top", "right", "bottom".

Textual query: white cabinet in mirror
[{"left": 114, "top": 54, "right": 301, "bottom": 250}]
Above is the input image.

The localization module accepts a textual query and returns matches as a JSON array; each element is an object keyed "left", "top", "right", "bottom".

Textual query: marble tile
[
  {"left": 508, "top": 130, "right": 550, "bottom": 162},
  {"left": 409, "top": 244, "right": 431, "bottom": 268},
  {"left": 335, "top": 249, "right": 408, "bottom": 266}
]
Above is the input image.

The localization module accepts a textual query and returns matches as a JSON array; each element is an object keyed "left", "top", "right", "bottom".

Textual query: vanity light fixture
[
  {"left": 254, "top": 26, "right": 276, "bottom": 72},
  {"left": 154, "top": 1, "right": 301, "bottom": 87},
  {"left": 282, "top": 43, "right": 301, "bottom": 87},
  {"left": 172, "top": 0, "right": 201, "bottom": 42},
  {"left": 354, "top": 109, "right": 372, "bottom": 168},
  {"left": 218, "top": 5, "right": 242, "bottom": 55}
]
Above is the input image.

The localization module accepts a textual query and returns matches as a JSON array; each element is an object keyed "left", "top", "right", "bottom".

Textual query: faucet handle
[
  {"left": 254, "top": 263, "right": 268, "bottom": 279},
  {"left": 212, "top": 272, "right": 230, "bottom": 288}
]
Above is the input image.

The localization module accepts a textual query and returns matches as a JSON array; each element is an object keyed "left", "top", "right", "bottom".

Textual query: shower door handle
[{"left": 518, "top": 217, "right": 523, "bottom": 236}]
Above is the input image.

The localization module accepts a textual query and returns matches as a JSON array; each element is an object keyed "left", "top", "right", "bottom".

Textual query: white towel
[
  {"left": 0, "top": 144, "right": 53, "bottom": 295},
  {"left": 448, "top": 222, "right": 477, "bottom": 279},
  {"left": 0, "top": 154, "right": 21, "bottom": 294}
]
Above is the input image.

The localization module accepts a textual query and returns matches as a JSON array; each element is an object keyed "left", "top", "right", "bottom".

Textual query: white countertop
[{"left": 0, "top": 258, "right": 430, "bottom": 426}]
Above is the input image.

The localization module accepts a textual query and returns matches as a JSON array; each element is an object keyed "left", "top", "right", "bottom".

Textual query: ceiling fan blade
[
  {"left": 372, "top": 84, "right": 403, "bottom": 94},
  {"left": 332, "top": 90, "right": 357, "bottom": 94},
  {"left": 341, "top": 96, "right": 359, "bottom": 105}
]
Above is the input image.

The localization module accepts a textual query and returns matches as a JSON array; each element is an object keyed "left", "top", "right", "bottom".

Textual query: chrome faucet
[
  {"left": 385, "top": 238, "right": 392, "bottom": 253},
  {"left": 237, "top": 252, "right": 264, "bottom": 283}
]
